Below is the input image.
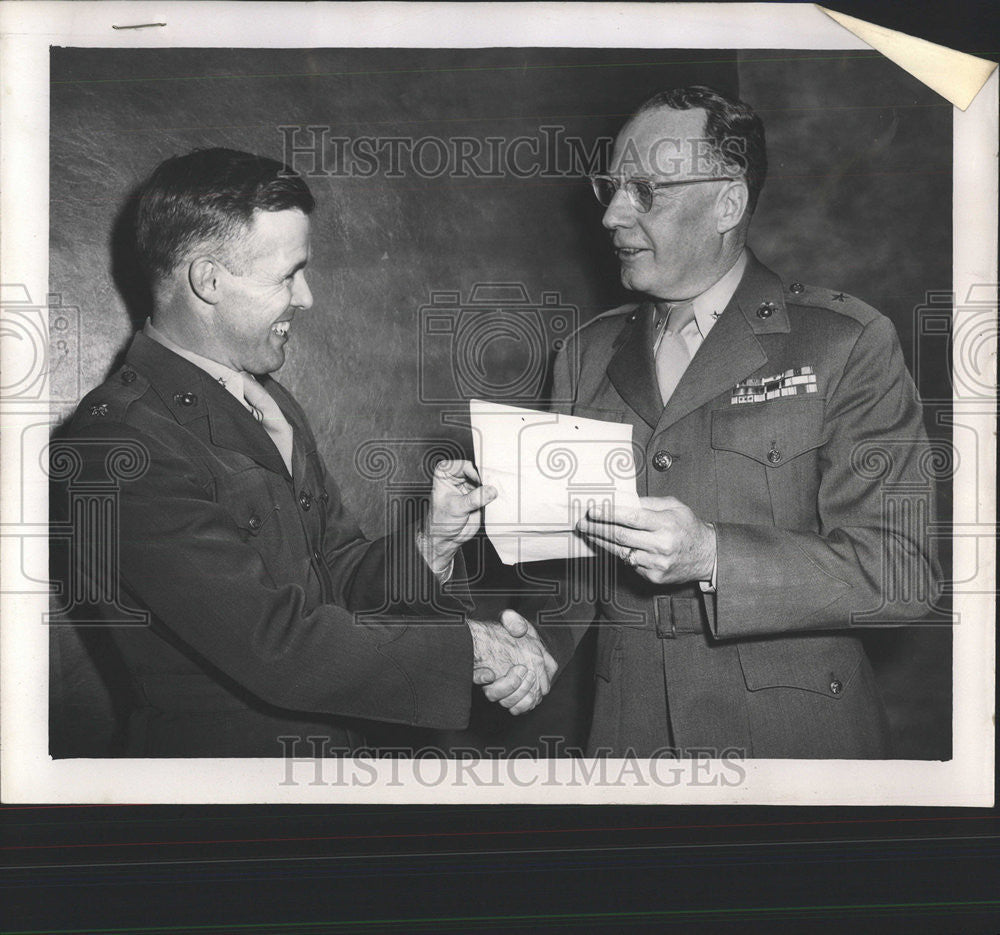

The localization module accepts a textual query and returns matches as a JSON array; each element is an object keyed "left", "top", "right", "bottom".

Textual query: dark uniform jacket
[
  {"left": 548, "top": 251, "right": 940, "bottom": 758},
  {"left": 56, "top": 332, "right": 474, "bottom": 756}
]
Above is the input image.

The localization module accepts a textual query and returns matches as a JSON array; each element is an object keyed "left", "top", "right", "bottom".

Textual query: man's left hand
[
  {"left": 469, "top": 610, "right": 558, "bottom": 716},
  {"left": 576, "top": 496, "right": 716, "bottom": 586},
  {"left": 419, "top": 459, "right": 496, "bottom": 575}
]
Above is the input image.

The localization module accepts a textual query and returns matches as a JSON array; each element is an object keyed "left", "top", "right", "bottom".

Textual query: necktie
[
  {"left": 654, "top": 302, "right": 697, "bottom": 406},
  {"left": 241, "top": 373, "right": 294, "bottom": 474}
]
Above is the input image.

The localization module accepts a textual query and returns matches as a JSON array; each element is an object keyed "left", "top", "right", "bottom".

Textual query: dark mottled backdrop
[{"left": 49, "top": 48, "right": 952, "bottom": 759}]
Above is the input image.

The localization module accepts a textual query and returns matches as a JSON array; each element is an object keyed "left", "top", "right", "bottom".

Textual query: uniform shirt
[
  {"left": 653, "top": 249, "right": 748, "bottom": 592},
  {"left": 654, "top": 249, "right": 748, "bottom": 354}
]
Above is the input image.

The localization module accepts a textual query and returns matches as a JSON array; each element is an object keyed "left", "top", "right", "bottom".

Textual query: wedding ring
[{"left": 625, "top": 547, "right": 639, "bottom": 568}]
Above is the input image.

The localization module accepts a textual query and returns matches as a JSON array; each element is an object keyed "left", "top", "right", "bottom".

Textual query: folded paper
[{"left": 470, "top": 399, "right": 640, "bottom": 564}]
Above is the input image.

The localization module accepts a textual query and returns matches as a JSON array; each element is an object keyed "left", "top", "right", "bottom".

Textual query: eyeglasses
[{"left": 590, "top": 175, "right": 737, "bottom": 213}]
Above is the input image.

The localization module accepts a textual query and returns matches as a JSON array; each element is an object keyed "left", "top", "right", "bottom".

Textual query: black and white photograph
[{"left": 1, "top": 3, "right": 994, "bottom": 805}]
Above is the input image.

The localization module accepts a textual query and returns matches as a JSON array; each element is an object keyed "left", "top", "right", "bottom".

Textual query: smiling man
[
  {"left": 57, "top": 148, "right": 554, "bottom": 757},
  {"left": 546, "top": 87, "right": 940, "bottom": 758}
]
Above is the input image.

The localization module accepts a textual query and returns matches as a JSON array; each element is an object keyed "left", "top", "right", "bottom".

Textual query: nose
[
  {"left": 292, "top": 270, "right": 313, "bottom": 310},
  {"left": 602, "top": 186, "right": 635, "bottom": 230}
]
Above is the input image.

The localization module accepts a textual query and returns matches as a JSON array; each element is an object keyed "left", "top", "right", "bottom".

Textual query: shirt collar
[
  {"left": 143, "top": 318, "right": 248, "bottom": 407},
  {"left": 689, "top": 249, "right": 748, "bottom": 339}
]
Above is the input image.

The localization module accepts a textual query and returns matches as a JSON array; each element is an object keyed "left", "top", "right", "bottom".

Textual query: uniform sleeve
[
  {"left": 272, "top": 380, "right": 472, "bottom": 617},
  {"left": 67, "top": 423, "right": 474, "bottom": 730},
  {"left": 707, "top": 314, "right": 942, "bottom": 639},
  {"left": 315, "top": 457, "right": 474, "bottom": 618}
]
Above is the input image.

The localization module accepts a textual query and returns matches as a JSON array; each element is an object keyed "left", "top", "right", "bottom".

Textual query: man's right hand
[{"left": 467, "top": 610, "right": 557, "bottom": 716}]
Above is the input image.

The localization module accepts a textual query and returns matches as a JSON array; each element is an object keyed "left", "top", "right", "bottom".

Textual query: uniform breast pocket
[
  {"left": 711, "top": 397, "right": 825, "bottom": 528},
  {"left": 215, "top": 466, "right": 288, "bottom": 546}
]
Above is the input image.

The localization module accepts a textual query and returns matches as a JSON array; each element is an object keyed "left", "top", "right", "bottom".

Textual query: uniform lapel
[
  {"left": 606, "top": 303, "right": 663, "bottom": 429},
  {"left": 288, "top": 428, "right": 307, "bottom": 487},
  {"left": 656, "top": 252, "right": 789, "bottom": 432},
  {"left": 208, "top": 394, "right": 291, "bottom": 478},
  {"left": 127, "top": 332, "right": 290, "bottom": 477}
]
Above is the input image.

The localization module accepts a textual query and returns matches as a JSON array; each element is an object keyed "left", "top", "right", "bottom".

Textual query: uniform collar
[
  {"left": 607, "top": 249, "right": 785, "bottom": 429},
  {"left": 144, "top": 319, "right": 249, "bottom": 409},
  {"left": 125, "top": 331, "right": 291, "bottom": 477},
  {"left": 690, "top": 249, "right": 747, "bottom": 339},
  {"left": 650, "top": 250, "right": 749, "bottom": 342},
  {"left": 733, "top": 248, "right": 789, "bottom": 335}
]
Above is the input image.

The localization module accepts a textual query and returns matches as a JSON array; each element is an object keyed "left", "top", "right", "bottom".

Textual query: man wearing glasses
[{"left": 547, "top": 86, "right": 938, "bottom": 758}]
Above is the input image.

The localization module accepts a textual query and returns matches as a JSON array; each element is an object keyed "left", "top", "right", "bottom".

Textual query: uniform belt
[{"left": 653, "top": 594, "right": 707, "bottom": 639}]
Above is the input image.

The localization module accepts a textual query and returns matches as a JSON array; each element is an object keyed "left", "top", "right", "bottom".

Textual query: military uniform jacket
[
  {"left": 549, "top": 252, "right": 939, "bottom": 758},
  {"left": 58, "top": 333, "right": 474, "bottom": 756}
]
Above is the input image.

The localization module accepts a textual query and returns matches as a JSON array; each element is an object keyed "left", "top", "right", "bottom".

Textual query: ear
[
  {"left": 715, "top": 180, "right": 749, "bottom": 234},
  {"left": 188, "top": 255, "right": 224, "bottom": 305}
]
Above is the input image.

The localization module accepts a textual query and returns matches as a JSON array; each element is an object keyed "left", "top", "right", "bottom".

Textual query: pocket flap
[
  {"left": 217, "top": 467, "right": 281, "bottom": 536},
  {"left": 737, "top": 635, "right": 864, "bottom": 698},
  {"left": 711, "top": 397, "right": 825, "bottom": 465}
]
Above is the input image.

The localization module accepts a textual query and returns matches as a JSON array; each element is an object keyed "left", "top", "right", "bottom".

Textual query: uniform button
[
  {"left": 756, "top": 302, "right": 775, "bottom": 319},
  {"left": 652, "top": 450, "right": 673, "bottom": 471},
  {"left": 830, "top": 678, "right": 843, "bottom": 695},
  {"left": 789, "top": 282, "right": 805, "bottom": 294},
  {"left": 298, "top": 490, "right": 312, "bottom": 511},
  {"left": 121, "top": 369, "right": 136, "bottom": 384},
  {"left": 174, "top": 392, "right": 197, "bottom": 407},
  {"left": 767, "top": 448, "right": 782, "bottom": 464},
  {"left": 247, "top": 514, "right": 262, "bottom": 531}
]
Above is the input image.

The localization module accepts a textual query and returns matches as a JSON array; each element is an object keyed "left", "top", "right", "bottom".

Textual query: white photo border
[{"left": 1, "top": 1, "right": 995, "bottom": 805}]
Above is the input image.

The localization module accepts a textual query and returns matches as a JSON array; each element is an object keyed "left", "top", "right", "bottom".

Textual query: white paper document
[{"left": 470, "top": 399, "right": 640, "bottom": 564}]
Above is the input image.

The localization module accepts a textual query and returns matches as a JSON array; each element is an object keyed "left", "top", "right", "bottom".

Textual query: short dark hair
[
  {"left": 134, "top": 148, "right": 315, "bottom": 282},
  {"left": 634, "top": 85, "right": 767, "bottom": 215}
]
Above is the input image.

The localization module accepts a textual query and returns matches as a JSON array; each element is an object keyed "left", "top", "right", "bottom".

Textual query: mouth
[
  {"left": 615, "top": 246, "right": 649, "bottom": 260},
  {"left": 270, "top": 320, "right": 291, "bottom": 339}
]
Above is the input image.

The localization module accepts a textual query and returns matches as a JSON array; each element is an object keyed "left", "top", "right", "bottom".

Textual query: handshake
[
  {"left": 419, "top": 458, "right": 558, "bottom": 716},
  {"left": 468, "top": 610, "right": 557, "bottom": 716}
]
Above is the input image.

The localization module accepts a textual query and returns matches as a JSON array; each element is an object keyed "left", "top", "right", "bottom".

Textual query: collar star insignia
[
  {"left": 217, "top": 376, "right": 227, "bottom": 386},
  {"left": 711, "top": 310, "right": 722, "bottom": 320},
  {"left": 832, "top": 292, "right": 846, "bottom": 301}
]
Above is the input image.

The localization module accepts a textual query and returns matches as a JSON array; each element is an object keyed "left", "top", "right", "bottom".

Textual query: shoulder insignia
[
  {"left": 576, "top": 302, "right": 641, "bottom": 332},
  {"left": 563, "top": 302, "right": 642, "bottom": 351},
  {"left": 73, "top": 366, "right": 149, "bottom": 427},
  {"left": 783, "top": 281, "right": 879, "bottom": 324}
]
